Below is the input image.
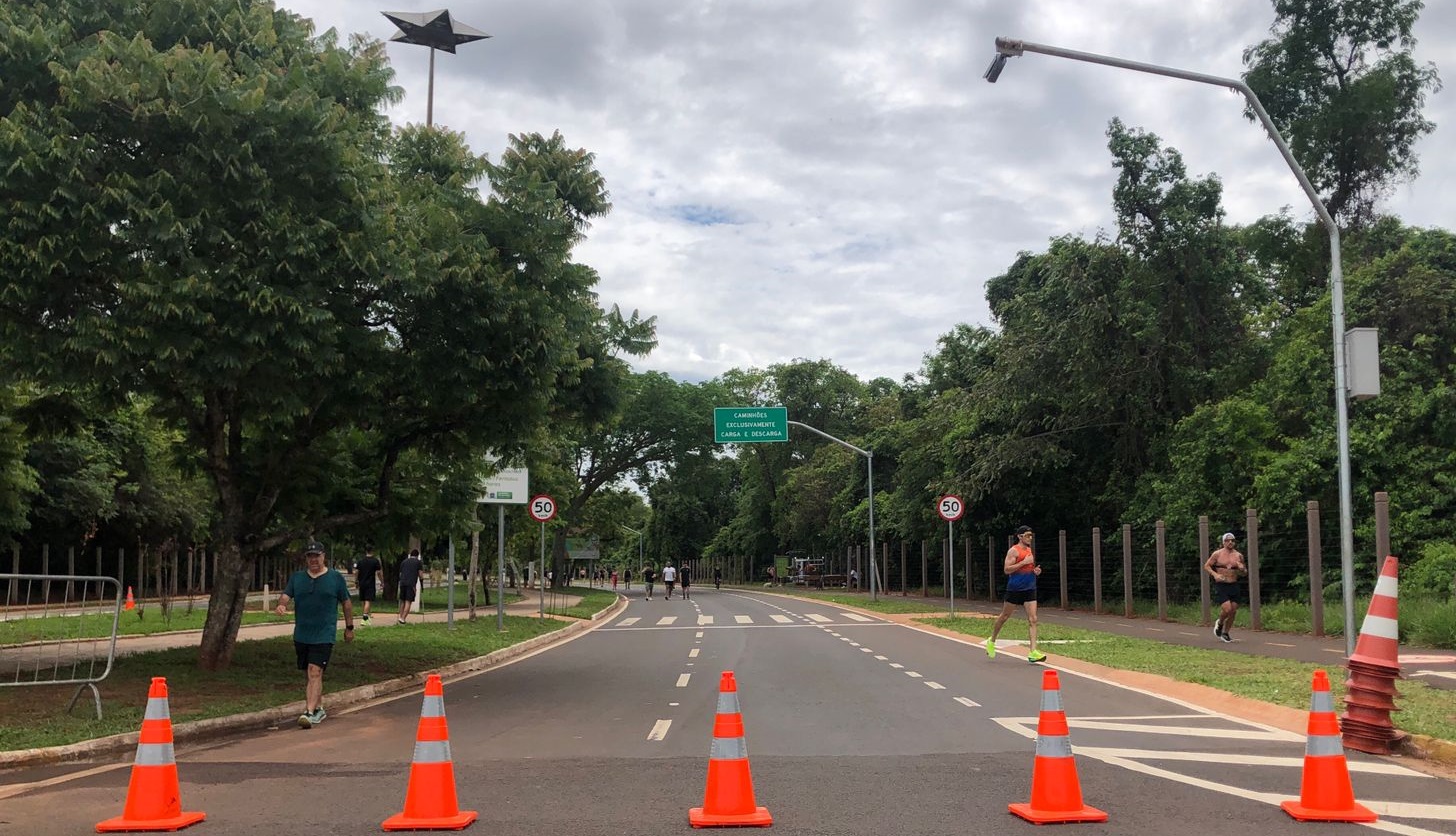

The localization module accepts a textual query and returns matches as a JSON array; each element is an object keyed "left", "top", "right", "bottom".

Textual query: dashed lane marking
[
  {"left": 675, "top": 673, "right": 691, "bottom": 687},
  {"left": 648, "top": 719, "right": 672, "bottom": 741},
  {"left": 955, "top": 697, "right": 981, "bottom": 708},
  {"left": 925, "top": 682, "right": 945, "bottom": 690},
  {"left": 689, "top": 648, "right": 700, "bottom": 658}
]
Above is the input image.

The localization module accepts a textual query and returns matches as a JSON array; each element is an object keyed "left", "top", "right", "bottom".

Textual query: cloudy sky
[{"left": 281, "top": 0, "right": 1454, "bottom": 384}]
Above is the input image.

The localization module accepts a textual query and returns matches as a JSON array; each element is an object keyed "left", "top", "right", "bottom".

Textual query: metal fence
[{"left": 1, "top": 574, "right": 123, "bottom": 718}]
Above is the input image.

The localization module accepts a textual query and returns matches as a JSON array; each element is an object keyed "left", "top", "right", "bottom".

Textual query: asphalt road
[{"left": 2, "top": 587, "right": 1453, "bottom": 835}]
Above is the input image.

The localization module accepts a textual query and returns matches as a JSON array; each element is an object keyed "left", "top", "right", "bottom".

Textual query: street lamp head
[
  {"left": 382, "top": 9, "right": 490, "bottom": 53},
  {"left": 985, "top": 37, "right": 1024, "bottom": 83}
]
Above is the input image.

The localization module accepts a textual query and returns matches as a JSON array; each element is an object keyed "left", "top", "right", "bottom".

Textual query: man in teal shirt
[{"left": 275, "top": 541, "right": 354, "bottom": 728}]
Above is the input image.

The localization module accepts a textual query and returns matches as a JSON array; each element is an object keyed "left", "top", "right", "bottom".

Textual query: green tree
[{"left": 1243, "top": 0, "right": 1442, "bottom": 223}]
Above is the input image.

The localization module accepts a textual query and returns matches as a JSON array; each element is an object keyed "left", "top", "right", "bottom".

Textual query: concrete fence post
[
  {"left": 1198, "top": 515, "right": 1211, "bottom": 626},
  {"left": 1307, "top": 501, "right": 1324, "bottom": 637},
  {"left": 1091, "top": 528, "right": 1102, "bottom": 614},
  {"left": 1246, "top": 507, "right": 1262, "bottom": 631},
  {"left": 1058, "top": 529, "right": 1068, "bottom": 609},
  {"left": 1122, "top": 524, "right": 1133, "bottom": 618},
  {"left": 920, "top": 541, "right": 928, "bottom": 598},
  {"left": 1155, "top": 520, "right": 1167, "bottom": 621}
]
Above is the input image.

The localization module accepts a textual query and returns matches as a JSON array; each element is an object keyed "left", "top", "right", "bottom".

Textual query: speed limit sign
[
  {"left": 937, "top": 495, "right": 964, "bottom": 522},
  {"left": 528, "top": 495, "right": 557, "bottom": 522}
]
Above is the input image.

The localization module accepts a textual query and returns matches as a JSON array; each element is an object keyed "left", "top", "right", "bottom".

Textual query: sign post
[
  {"left": 938, "top": 495, "right": 964, "bottom": 616},
  {"left": 481, "top": 461, "right": 529, "bottom": 631},
  {"left": 528, "top": 495, "right": 557, "bottom": 618}
]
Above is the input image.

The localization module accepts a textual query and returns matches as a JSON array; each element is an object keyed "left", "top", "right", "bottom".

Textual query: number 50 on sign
[{"left": 937, "top": 495, "right": 964, "bottom": 522}]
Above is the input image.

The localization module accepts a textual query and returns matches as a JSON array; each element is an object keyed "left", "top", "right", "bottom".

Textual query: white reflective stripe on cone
[
  {"left": 709, "top": 736, "right": 748, "bottom": 760},
  {"left": 1306, "top": 734, "right": 1345, "bottom": 757},
  {"left": 1358, "top": 614, "right": 1399, "bottom": 640},
  {"left": 716, "top": 692, "right": 740, "bottom": 714},
  {"left": 1040, "top": 689, "right": 1063, "bottom": 712},
  {"left": 134, "top": 742, "right": 177, "bottom": 766},
  {"left": 1312, "top": 691, "right": 1335, "bottom": 712},
  {"left": 421, "top": 695, "right": 446, "bottom": 717},
  {"left": 412, "top": 740, "right": 453, "bottom": 764},
  {"left": 1372, "top": 575, "right": 1397, "bottom": 597},
  {"left": 144, "top": 699, "right": 170, "bottom": 720},
  {"left": 1034, "top": 734, "right": 1074, "bottom": 759}
]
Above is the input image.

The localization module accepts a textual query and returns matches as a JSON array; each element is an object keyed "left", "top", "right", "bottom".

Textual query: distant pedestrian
[
  {"left": 662, "top": 563, "right": 677, "bottom": 599},
  {"left": 714, "top": 566, "right": 722, "bottom": 590},
  {"left": 275, "top": 541, "right": 354, "bottom": 728},
  {"left": 850, "top": 568, "right": 860, "bottom": 589},
  {"left": 767, "top": 565, "right": 776, "bottom": 587},
  {"left": 987, "top": 526, "right": 1046, "bottom": 663},
  {"left": 397, "top": 548, "right": 423, "bottom": 624},
  {"left": 625, "top": 567, "right": 633, "bottom": 589},
  {"left": 1205, "top": 533, "right": 1247, "bottom": 643},
  {"left": 354, "top": 547, "right": 382, "bottom": 624},
  {"left": 643, "top": 566, "right": 657, "bottom": 599},
  {"left": 679, "top": 564, "right": 691, "bottom": 599},
  {"left": 611, "top": 570, "right": 619, "bottom": 590}
]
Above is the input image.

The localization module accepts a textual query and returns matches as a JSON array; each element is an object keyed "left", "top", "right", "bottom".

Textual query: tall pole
[
  {"left": 988, "top": 36, "right": 1357, "bottom": 655},
  {"left": 788, "top": 420, "right": 876, "bottom": 602},
  {"left": 497, "top": 504, "right": 505, "bottom": 632},
  {"left": 538, "top": 522, "right": 545, "bottom": 619}
]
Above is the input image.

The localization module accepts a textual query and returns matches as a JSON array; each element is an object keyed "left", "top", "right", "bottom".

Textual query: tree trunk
[{"left": 197, "top": 540, "right": 254, "bottom": 671}]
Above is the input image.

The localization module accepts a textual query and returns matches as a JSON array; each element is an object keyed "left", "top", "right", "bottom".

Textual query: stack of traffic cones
[
  {"left": 1009, "top": 669, "right": 1107, "bottom": 824},
  {"left": 382, "top": 674, "right": 477, "bottom": 831},
  {"left": 1281, "top": 670, "right": 1377, "bottom": 822},
  {"left": 689, "top": 671, "right": 772, "bottom": 828},
  {"left": 125, "top": 586, "right": 136, "bottom": 611},
  {"left": 96, "top": 677, "right": 206, "bottom": 832},
  {"left": 1342, "top": 555, "right": 1407, "bottom": 755}
]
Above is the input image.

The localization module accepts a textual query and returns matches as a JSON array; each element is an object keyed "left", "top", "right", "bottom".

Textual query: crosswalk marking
[
  {"left": 657, "top": 616, "right": 677, "bottom": 626},
  {"left": 839, "top": 612, "right": 873, "bottom": 622},
  {"left": 955, "top": 697, "right": 981, "bottom": 708},
  {"left": 735, "top": 615, "right": 753, "bottom": 624},
  {"left": 905, "top": 671, "right": 923, "bottom": 678},
  {"left": 771, "top": 615, "right": 793, "bottom": 624},
  {"left": 698, "top": 615, "right": 714, "bottom": 625},
  {"left": 648, "top": 719, "right": 672, "bottom": 741},
  {"left": 806, "top": 614, "right": 832, "bottom": 623},
  {"left": 676, "top": 673, "right": 691, "bottom": 687},
  {"left": 926, "top": 682, "right": 945, "bottom": 689},
  {"left": 689, "top": 648, "right": 700, "bottom": 658},
  {"left": 618, "top": 617, "right": 640, "bottom": 626}
]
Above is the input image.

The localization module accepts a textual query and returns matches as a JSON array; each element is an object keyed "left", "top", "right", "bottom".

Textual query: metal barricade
[{"left": 0, "top": 574, "right": 123, "bottom": 719}]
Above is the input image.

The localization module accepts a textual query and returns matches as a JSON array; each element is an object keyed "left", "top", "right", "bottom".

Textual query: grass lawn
[
  {"left": 0, "top": 591, "right": 615, "bottom": 752},
  {"left": 920, "top": 616, "right": 1456, "bottom": 743}
]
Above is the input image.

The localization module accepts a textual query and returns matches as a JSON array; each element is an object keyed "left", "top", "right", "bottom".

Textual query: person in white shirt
[{"left": 661, "top": 563, "right": 677, "bottom": 599}]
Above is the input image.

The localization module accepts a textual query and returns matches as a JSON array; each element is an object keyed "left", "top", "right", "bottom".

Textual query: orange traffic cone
[
  {"left": 96, "top": 677, "right": 206, "bottom": 832},
  {"left": 125, "top": 587, "right": 136, "bottom": 611},
  {"left": 689, "top": 671, "right": 772, "bottom": 828},
  {"left": 1281, "top": 670, "right": 1377, "bottom": 822},
  {"left": 1348, "top": 556, "right": 1401, "bottom": 672},
  {"left": 382, "top": 673, "right": 477, "bottom": 831},
  {"left": 1009, "top": 669, "right": 1107, "bottom": 824}
]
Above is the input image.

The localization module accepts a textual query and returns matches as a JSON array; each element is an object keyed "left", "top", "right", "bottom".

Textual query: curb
[{"left": 0, "top": 595, "right": 627, "bottom": 770}]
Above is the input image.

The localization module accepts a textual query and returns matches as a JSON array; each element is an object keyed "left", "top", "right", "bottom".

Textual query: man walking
[
  {"left": 713, "top": 565, "right": 722, "bottom": 590},
  {"left": 642, "top": 565, "right": 656, "bottom": 599},
  {"left": 1205, "top": 532, "right": 1247, "bottom": 643},
  {"left": 679, "top": 564, "right": 691, "bottom": 599},
  {"left": 275, "top": 541, "right": 354, "bottom": 728},
  {"left": 661, "top": 562, "right": 677, "bottom": 600},
  {"left": 354, "top": 546, "right": 381, "bottom": 624},
  {"left": 987, "top": 526, "right": 1046, "bottom": 663},
  {"left": 397, "top": 548, "right": 423, "bottom": 624}
]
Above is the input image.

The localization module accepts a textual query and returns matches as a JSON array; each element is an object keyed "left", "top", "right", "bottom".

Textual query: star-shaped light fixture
[{"left": 381, "top": 9, "right": 490, "bottom": 126}]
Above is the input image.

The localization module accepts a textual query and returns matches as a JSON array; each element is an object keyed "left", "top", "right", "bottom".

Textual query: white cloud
[{"left": 285, "top": 0, "right": 1456, "bottom": 382}]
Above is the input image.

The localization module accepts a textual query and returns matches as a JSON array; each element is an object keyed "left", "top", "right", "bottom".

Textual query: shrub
[{"left": 1404, "top": 542, "right": 1456, "bottom": 601}]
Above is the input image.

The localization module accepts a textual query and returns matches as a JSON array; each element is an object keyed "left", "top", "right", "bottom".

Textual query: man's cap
[
  {"left": 1015, "top": 525, "right": 1033, "bottom": 535},
  {"left": 1221, "top": 532, "right": 1236, "bottom": 542},
  {"left": 305, "top": 541, "right": 325, "bottom": 554}
]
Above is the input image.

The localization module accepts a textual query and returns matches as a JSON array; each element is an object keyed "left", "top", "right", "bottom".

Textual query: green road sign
[{"left": 714, "top": 406, "right": 789, "bottom": 443}]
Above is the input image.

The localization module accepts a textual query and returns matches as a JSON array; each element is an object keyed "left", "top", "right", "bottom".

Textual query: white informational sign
[
  {"left": 937, "top": 495, "right": 964, "bottom": 522},
  {"left": 480, "top": 462, "right": 529, "bottom": 504}
]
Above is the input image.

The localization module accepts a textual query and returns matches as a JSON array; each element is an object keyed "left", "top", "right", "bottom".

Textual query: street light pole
[
  {"left": 986, "top": 37, "right": 1357, "bottom": 654},
  {"left": 382, "top": 9, "right": 491, "bottom": 128},
  {"left": 787, "top": 421, "right": 878, "bottom": 603}
]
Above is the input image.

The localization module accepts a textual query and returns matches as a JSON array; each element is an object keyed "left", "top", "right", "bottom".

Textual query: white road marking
[
  {"left": 874, "top": 655, "right": 887, "bottom": 660},
  {"left": 696, "top": 631, "right": 704, "bottom": 638},
  {"left": 689, "top": 648, "right": 700, "bottom": 658},
  {"left": 848, "top": 642, "right": 861, "bottom": 647},
  {"left": 925, "top": 682, "right": 945, "bottom": 689},
  {"left": 889, "top": 663, "right": 904, "bottom": 669},
  {"left": 698, "top": 615, "right": 714, "bottom": 625},
  {"left": 1267, "top": 642, "right": 1295, "bottom": 648},
  {"left": 735, "top": 615, "right": 753, "bottom": 624},
  {"left": 771, "top": 615, "right": 793, "bottom": 623},
  {"left": 1411, "top": 671, "right": 1456, "bottom": 681},
  {"left": 839, "top": 612, "right": 873, "bottom": 622},
  {"left": 905, "top": 671, "right": 922, "bottom": 678},
  {"left": 676, "top": 673, "right": 691, "bottom": 688},
  {"left": 806, "top": 614, "right": 832, "bottom": 623},
  {"left": 860, "top": 648, "right": 874, "bottom": 653},
  {"left": 648, "top": 719, "right": 672, "bottom": 741},
  {"left": 955, "top": 697, "right": 981, "bottom": 708},
  {"left": 840, "top": 637, "right": 853, "bottom": 642},
  {"left": 618, "top": 617, "right": 640, "bottom": 626},
  {"left": 657, "top": 616, "right": 677, "bottom": 626},
  {"left": 1074, "top": 747, "right": 1427, "bottom": 776}
]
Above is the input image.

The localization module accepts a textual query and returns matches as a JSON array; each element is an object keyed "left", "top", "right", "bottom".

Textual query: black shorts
[
  {"left": 1004, "top": 588, "right": 1038, "bottom": 605},
  {"left": 358, "top": 580, "right": 376, "bottom": 602},
  {"left": 295, "top": 642, "right": 334, "bottom": 671},
  {"left": 398, "top": 583, "right": 417, "bottom": 602},
  {"left": 1213, "top": 582, "right": 1242, "bottom": 605}
]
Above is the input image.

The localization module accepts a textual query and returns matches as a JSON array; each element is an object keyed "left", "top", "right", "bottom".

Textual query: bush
[{"left": 1404, "top": 542, "right": 1456, "bottom": 601}]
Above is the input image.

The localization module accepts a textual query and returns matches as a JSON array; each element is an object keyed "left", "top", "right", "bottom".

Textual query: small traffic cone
[
  {"left": 1009, "top": 669, "right": 1108, "bottom": 824},
  {"left": 382, "top": 674, "right": 477, "bottom": 831},
  {"left": 689, "top": 671, "right": 772, "bottom": 828},
  {"left": 125, "top": 587, "right": 135, "bottom": 611},
  {"left": 1348, "top": 556, "right": 1401, "bottom": 672},
  {"left": 1282, "top": 670, "right": 1377, "bottom": 822},
  {"left": 96, "top": 677, "right": 206, "bottom": 832}
]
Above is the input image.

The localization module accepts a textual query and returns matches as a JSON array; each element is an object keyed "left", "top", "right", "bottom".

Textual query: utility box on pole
[{"left": 1345, "top": 328, "right": 1380, "bottom": 400}]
